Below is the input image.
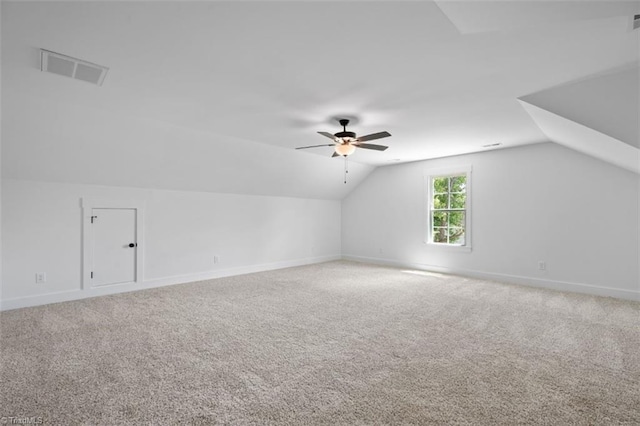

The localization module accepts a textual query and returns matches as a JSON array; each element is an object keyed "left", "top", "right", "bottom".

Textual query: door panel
[{"left": 92, "top": 208, "right": 137, "bottom": 287}]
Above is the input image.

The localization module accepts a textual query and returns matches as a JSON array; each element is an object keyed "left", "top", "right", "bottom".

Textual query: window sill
[{"left": 424, "top": 242, "right": 472, "bottom": 253}]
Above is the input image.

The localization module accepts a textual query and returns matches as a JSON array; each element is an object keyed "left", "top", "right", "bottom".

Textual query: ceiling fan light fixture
[
  {"left": 335, "top": 143, "right": 356, "bottom": 156},
  {"left": 296, "top": 118, "right": 390, "bottom": 157}
]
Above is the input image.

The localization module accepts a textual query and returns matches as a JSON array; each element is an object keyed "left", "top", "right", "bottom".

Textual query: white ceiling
[
  {"left": 521, "top": 66, "right": 639, "bottom": 149},
  {"left": 2, "top": 1, "right": 638, "bottom": 199},
  {"left": 519, "top": 100, "right": 639, "bottom": 174}
]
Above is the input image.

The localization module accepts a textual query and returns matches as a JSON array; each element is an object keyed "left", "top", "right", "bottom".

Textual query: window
[{"left": 426, "top": 167, "right": 471, "bottom": 250}]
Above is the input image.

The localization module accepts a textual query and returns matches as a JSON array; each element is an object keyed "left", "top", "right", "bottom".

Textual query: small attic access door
[
  {"left": 82, "top": 198, "right": 144, "bottom": 289},
  {"left": 90, "top": 208, "right": 136, "bottom": 286}
]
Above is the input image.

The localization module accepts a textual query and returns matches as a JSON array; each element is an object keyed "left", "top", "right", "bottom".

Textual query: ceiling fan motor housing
[{"left": 335, "top": 131, "right": 356, "bottom": 140}]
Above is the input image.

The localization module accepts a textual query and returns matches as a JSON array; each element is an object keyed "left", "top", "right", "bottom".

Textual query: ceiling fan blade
[
  {"left": 296, "top": 144, "right": 335, "bottom": 150},
  {"left": 356, "top": 131, "right": 391, "bottom": 142},
  {"left": 332, "top": 152, "right": 340, "bottom": 157},
  {"left": 356, "top": 143, "right": 388, "bottom": 151},
  {"left": 318, "top": 131, "right": 336, "bottom": 140}
]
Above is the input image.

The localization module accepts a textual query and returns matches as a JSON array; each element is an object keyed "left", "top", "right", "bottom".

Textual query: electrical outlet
[
  {"left": 35, "top": 272, "right": 47, "bottom": 284},
  {"left": 538, "top": 261, "right": 546, "bottom": 271},
  {"left": 213, "top": 256, "right": 219, "bottom": 264}
]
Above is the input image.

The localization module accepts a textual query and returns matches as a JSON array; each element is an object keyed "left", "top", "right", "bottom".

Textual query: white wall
[
  {"left": 342, "top": 143, "right": 640, "bottom": 300},
  {"left": 1, "top": 179, "right": 341, "bottom": 309}
]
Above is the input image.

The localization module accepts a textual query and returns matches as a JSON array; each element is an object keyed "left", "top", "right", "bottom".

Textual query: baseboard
[
  {"left": 143, "top": 255, "right": 341, "bottom": 288},
  {"left": 342, "top": 254, "right": 640, "bottom": 302},
  {"left": 4, "top": 254, "right": 636, "bottom": 310},
  {"left": 0, "top": 254, "right": 341, "bottom": 311}
]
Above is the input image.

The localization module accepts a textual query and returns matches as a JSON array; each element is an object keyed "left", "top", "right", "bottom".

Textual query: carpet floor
[{"left": 1, "top": 260, "right": 639, "bottom": 425}]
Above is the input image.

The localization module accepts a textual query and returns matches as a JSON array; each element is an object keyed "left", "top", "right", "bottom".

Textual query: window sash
[{"left": 429, "top": 173, "right": 468, "bottom": 246}]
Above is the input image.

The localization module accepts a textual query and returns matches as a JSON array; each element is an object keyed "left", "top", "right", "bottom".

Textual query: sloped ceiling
[
  {"left": 435, "top": 1, "right": 639, "bottom": 34},
  {"left": 1, "top": 1, "right": 638, "bottom": 199},
  {"left": 518, "top": 66, "right": 639, "bottom": 174},
  {"left": 519, "top": 100, "right": 639, "bottom": 174},
  {"left": 520, "top": 66, "right": 639, "bottom": 148}
]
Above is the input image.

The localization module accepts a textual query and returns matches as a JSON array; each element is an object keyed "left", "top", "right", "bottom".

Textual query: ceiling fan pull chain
[{"left": 344, "top": 156, "right": 348, "bottom": 184}]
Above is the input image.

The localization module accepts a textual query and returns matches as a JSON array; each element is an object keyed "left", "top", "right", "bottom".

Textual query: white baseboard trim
[
  {"left": 342, "top": 254, "right": 640, "bottom": 302},
  {"left": 0, "top": 254, "right": 341, "bottom": 311}
]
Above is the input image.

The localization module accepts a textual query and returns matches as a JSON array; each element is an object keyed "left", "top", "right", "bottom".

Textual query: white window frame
[{"left": 425, "top": 166, "right": 472, "bottom": 252}]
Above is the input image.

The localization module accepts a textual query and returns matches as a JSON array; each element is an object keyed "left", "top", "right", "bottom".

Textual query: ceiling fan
[{"left": 296, "top": 119, "right": 391, "bottom": 157}]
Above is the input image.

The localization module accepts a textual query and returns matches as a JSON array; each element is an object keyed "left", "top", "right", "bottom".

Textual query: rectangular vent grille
[
  {"left": 634, "top": 14, "right": 640, "bottom": 30},
  {"left": 40, "top": 49, "right": 108, "bottom": 86}
]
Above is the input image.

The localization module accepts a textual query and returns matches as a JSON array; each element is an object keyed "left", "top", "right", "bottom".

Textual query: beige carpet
[{"left": 1, "top": 260, "right": 639, "bottom": 425}]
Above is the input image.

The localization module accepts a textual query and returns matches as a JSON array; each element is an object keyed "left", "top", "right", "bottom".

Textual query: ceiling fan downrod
[{"left": 336, "top": 119, "right": 356, "bottom": 141}]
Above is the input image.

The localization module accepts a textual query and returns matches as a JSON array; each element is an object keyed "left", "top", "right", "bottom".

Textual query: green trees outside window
[{"left": 431, "top": 174, "right": 466, "bottom": 244}]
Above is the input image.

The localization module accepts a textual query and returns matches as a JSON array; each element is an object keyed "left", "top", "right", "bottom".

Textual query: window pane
[
  {"left": 451, "top": 175, "right": 466, "bottom": 193},
  {"left": 428, "top": 172, "right": 469, "bottom": 247},
  {"left": 449, "top": 211, "right": 465, "bottom": 228},
  {"left": 433, "top": 177, "right": 449, "bottom": 194},
  {"left": 433, "top": 194, "right": 448, "bottom": 209},
  {"left": 449, "top": 228, "right": 465, "bottom": 245},
  {"left": 432, "top": 211, "right": 447, "bottom": 227},
  {"left": 432, "top": 227, "right": 448, "bottom": 243},
  {"left": 450, "top": 193, "right": 466, "bottom": 209}
]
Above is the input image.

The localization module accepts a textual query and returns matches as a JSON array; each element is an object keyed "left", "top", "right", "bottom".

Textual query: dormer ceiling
[{"left": 2, "top": 1, "right": 638, "bottom": 200}]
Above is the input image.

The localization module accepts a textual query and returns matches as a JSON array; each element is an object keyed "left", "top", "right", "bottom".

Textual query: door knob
[{"left": 128, "top": 243, "right": 137, "bottom": 248}]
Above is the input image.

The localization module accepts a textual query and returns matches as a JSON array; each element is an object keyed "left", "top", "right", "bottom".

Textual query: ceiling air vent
[
  {"left": 634, "top": 14, "right": 640, "bottom": 30},
  {"left": 40, "top": 49, "right": 109, "bottom": 86}
]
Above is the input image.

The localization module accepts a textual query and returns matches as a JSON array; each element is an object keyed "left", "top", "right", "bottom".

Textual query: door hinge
[
  {"left": 91, "top": 271, "right": 94, "bottom": 279},
  {"left": 91, "top": 216, "right": 98, "bottom": 223}
]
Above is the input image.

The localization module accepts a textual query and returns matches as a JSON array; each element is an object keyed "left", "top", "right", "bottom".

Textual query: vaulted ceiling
[{"left": 2, "top": 1, "right": 638, "bottom": 199}]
